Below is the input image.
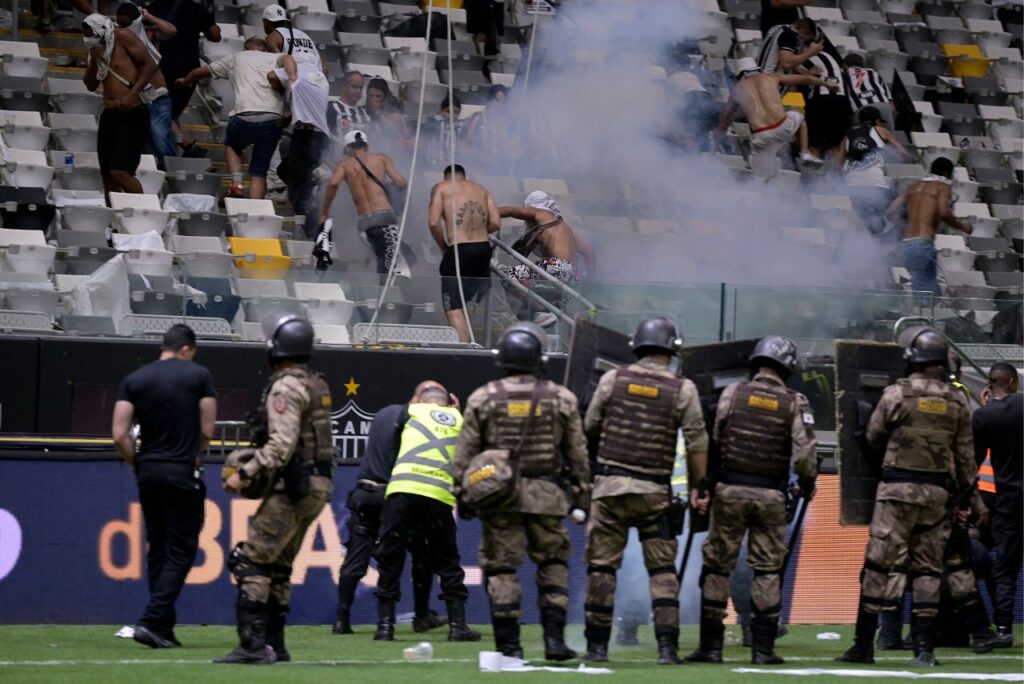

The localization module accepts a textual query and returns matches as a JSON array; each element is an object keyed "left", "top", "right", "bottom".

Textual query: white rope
[
  {"left": 444, "top": 9, "right": 476, "bottom": 345},
  {"left": 366, "top": 9, "right": 436, "bottom": 339}
]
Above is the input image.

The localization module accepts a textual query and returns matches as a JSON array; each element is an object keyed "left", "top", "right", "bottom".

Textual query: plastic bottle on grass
[{"left": 403, "top": 642, "right": 433, "bottom": 661}]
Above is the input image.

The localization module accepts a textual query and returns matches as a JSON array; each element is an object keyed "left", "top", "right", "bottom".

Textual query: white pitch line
[{"left": 733, "top": 667, "right": 1024, "bottom": 681}]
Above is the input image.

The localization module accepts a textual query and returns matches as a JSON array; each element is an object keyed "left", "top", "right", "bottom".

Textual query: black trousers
[
  {"left": 286, "top": 127, "right": 327, "bottom": 239},
  {"left": 374, "top": 493, "right": 468, "bottom": 603},
  {"left": 137, "top": 467, "right": 205, "bottom": 635},
  {"left": 992, "top": 500, "right": 1023, "bottom": 629},
  {"left": 336, "top": 485, "right": 436, "bottom": 617}
]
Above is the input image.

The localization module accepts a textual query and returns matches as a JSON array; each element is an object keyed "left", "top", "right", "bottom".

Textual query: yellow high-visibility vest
[{"left": 386, "top": 403, "right": 462, "bottom": 506}]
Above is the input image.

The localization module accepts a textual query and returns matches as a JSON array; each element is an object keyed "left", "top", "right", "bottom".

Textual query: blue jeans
[
  {"left": 148, "top": 96, "right": 176, "bottom": 167},
  {"left": 901, "top": 238, "right": 940, "bottom": 295},
  {"left": 224, "top": 117, "right": 283, "bottom": 178}
]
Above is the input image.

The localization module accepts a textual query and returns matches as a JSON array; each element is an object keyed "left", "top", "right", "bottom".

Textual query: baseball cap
[
  {"left": 262, "top": 4, "right": 287, "bottom": 22},
  {"left": 734, "top": 57, "right": 760, "bottom": 76},
  {"left": 344, "top": 129, "right": 368, "bottom": 147}
]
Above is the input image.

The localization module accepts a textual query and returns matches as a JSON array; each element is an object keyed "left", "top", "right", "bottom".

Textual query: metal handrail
[
  {"left": 892, "top": 315, "right": 988, "bottom": 380},
  {"left": 488, "top": 235, "right": 599, "bottom": 317},
  {"left": 489, "top": 262, "right": 574, "bottom": 327}
]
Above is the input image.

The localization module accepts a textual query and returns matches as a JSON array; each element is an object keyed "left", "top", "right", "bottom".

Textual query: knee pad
[{"left": 227, "top": 542, "right": 269, "bottom": 583}]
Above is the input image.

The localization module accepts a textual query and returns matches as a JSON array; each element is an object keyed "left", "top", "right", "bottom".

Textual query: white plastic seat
[
  {"left": 2, "top": 286, "right": 58, "bottom": 316},
  {"left": 294, "top": 8, "right": 337, "bottom": 31},
  {"left": 171, "top": 234, "right": 234, "bottom": 278},
  {"left": 0, "top": 228, "right": 55, "bottom": 274},
  {"left": 203, "top": 35, "right": 245, "bottom": 62},
  {"left": 3, "top": 148, "right": 53, "bottom": 189},
  {"left": 48, "top": 113, "right": 98, "bottom": 153},
  {"left": 383, "top": 36, "right": 429, "bottom": 52},
  {"left": 966, "top": 18, "right": 1012, "bottom": 50},
  {"left": 48, "top": 78, "right": 104, "bottom": 117},
  {"left": 224, "top": 198, "right": 284, "bottom": 238},
  {"left": 943, "top": 269, "right": 996, "bottom": 298},
  {"left": 910, "top": 131, "right": 961, "bottom": 167},
  {"left": 345, "top": 62, "right": 394, "bottom": 81},
  {"left": 236, "top": 279, "right": 289, "bottom": 298},
  {"left": 0, "top": 41, "right": 48, "bottom": 79},
  {"left": 290, "top": 281, "right": 354, "bottom": 326},
  {"left": 934, "top": 234, "right": 977, "bottom": 271},
  {"left": 954, "top": 202, "right": 999, "bottom": 238},
  {"left": 136, "top": 155, "right": 166, "bottom": 196},
  {"left": 54, "top": 273, "right": 91, "bottom": 293},
  {"left": 0, "top": 110, "right": 50, "bottom": 149},
  {"left": 109, "top": 192, "right": 171, "bottom": 235},
  {"left": 313, "top": 323, "right": 351, "bottom": 344},
  {"left": 124, "top": 248, "right": 175, "bottom": 277},
  {"left": 340, "top": 32, "right": 385, "bottom": 48},
  {"left": 809, "top": 194, "right": 854, "bottom": 211},
  {"left": 913, "top": 100, "right": 944, "bottom": 134},
  {"left": 978, "top": 106, "right": 1024, "bottom": 143}
]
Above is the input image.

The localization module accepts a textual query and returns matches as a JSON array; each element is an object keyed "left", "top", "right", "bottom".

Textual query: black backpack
[{"left": 846, "top": 123, "right": 878, "bottom": 161}]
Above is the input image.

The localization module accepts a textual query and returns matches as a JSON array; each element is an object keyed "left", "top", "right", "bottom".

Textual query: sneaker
[
  {"left": 799, "top": 152, "right": 824, "bottom": 168},
  {"left": 132, "top": 624, "right": 178, "bottom": 649},
  {"left": 226, "top": 183, "right": 245, "bottom": 199},
  {"left": 532, "top": 312, "right": 557, "bottom": 328}
]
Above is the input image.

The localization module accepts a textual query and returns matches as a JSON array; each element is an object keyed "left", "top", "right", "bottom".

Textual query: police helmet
[
  {"left": 504, "top": 320, "right": 549, "bottom": 350},
  {"left": 749, "top": 336, "right": 799, "bottom": 377},
  {"left": 266, "top": 314, "right": 315, "bottom": 361},
  {"left": 629, "top": 317, "right": 683, "bottom": 358},
  {"left": 495, "top": 329, "right": 544, "bottom": 373},
  {"left": 898, "top": 325, "right": 948, "bottom": 367}
]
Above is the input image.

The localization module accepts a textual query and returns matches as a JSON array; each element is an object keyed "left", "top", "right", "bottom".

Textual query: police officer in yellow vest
[{"left": 373, "top": 381, "right": 481, "bottom": 643}]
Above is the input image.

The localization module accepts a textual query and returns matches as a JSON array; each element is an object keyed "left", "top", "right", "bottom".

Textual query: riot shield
[
  {"left": 563, "top": 317, "right": 632, "bottom": 412},
  {"left": 834, "top": 340, "right": 904, "bottom": 525}
]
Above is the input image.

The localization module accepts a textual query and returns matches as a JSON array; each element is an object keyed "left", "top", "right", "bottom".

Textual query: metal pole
[
  {"left": 489, "top": 235, "right": 598, "bottom": 314},
  {"left": 489, "top": 263, "right": 573, "bottom": 326}
]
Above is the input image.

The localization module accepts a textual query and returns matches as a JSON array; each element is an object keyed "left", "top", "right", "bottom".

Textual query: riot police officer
[
  {"left": 837, "top": 326, "right": 976, "bottom": 667},
  {"left": 684, "top": 336, "right": 817, "bottom": 665},
  {"left": 582, "top": 317, "right": 709, "bottom": 665},
  {"left": 373, "top": 382, "right": 480, "bottom": 643},
  {"left": 216, "top": 315, "right": 335, "bottom": 664},
  {"left": 453, "top": 323, "right": 591, "bottom": 661}
]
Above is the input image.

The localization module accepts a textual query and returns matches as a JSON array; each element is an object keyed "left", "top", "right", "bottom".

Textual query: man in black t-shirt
[
  {"left": 760, "top": 0, "right": 814, "bottom": 35},
  {"left": 972, "top": 363, "right": 1023, "bottom": 642},
  {"left": 145, "top": 0, "right": 221, "bottom": 154},
  {"left": 112, "top": 324, "right": 217, "bottom": 649},
  {"left": 332, "top": 380, "right": 456, "bottom": 635}
]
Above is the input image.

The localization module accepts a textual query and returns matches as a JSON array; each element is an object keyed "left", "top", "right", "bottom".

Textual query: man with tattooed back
[{"left": 428, "top": 164, "right": 501, "bottom": 343}]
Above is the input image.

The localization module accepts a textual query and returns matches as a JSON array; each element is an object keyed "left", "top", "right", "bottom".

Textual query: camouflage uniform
[
  {"left": 858, "top": 373, "right": 975, "bottom": 622},
  {"left": 698, "top": 370, "right": 817, "bottom": 654},
  {"left": 227, "top": 367, "right": 335, "bottom": 661},
  {"left": 582, "top": 357, "right": 709, "bottom": 655},
  {"left": 454, "top": 376, "right": 590, "bottom": 623}
]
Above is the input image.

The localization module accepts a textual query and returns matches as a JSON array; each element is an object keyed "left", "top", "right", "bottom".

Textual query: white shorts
[{"left": 751, "top": 110, "right": 803, "bottom": 149}]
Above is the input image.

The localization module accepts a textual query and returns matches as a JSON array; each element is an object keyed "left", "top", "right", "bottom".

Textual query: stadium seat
[
  {"left": 942, "top": 44, "right": 989, "bottom": 78},
  {"left": 911, "top": 131, "right": 960, "bottom": 167},
  {"left": 291, "top": 281, "right": 354, "bottom": 325},
  {"left": 136, "top": 155, "right": 167, "bottom": 196},
  {"left": 237, "top": 278, "right": 305, "bottom": 321},
  {"left": 228, "top": 236, "right": 291, "bottom": 278},
  {"left": 913, "top": 100, "right": 944, "bottom": 132},
  {"left": 935, "top": 233, "right": 977, "bottom": 270},
  {"left": 338, "top": 14, "right": 382, "bottom": 34},
  {"left": 0, "top": 186, "right": 54, "bottom": 232},
  {"left": 172, "top": 234, "right": 235, "bottom": 278},
  {"left": 943, "top": 269, "right": 996, "bottom": 298},
  {"left": 224, "top": 198, "right": 283, "bottom": 239},
  {"left": 2, "top": 285, "right": 58, "bottom": 318},
  {"left": 164, "top": 157, "right": 214, "bottom": 176},
  {"left": 62, "top": 245, "right": 119, "bottom": 275},
  {"left": 109, "top": 193, "right": 171, "bottom": 235},
  {"left": 185, "top": 276, "right": 241, "bottom": 321},
  {"left": 203, "top": 35, "right": 245, "bottom": 62},
  {"left": 57, "top": 203, "right": 112, "bottom": 233},
  {"left": 168, "top": 170, "right": 222, "bottom": 196},
  {"left": 292, "top": 1, "right": 337, "bottom": 32},
  {"left": 0, "top": 227, "right": 54, "bottom": 274},
  {"left": 49, "top": 150, "right": 103, "bottom": 192},
  {"left": 0, "top": 41, "right": 48, "bottom": 80},
  {"left": 0, "top": 110, "right": 49, "bottom": 150},
  {"left": 954, "top": 201, "right": 999, "bottom": 237},
  {"left": 48, "top": 78, "right": 103, "bottom": 117},
  {"left": 56, "top": 229, "right": 107, "bottom": 248},
  {"left": 344, "top": 45, "right": 392, "bottom": 66},
  {"left": 966, "top": 18, "right": 1012, "bottom": 50},
  {"left": 178, "top": 211, "right": 229, "bottom": 237},
  {"left": 3, "top": 149, "right": 53, "bottom": 189},
  {"left": 130, "top": 290, "right": 184, "bottom": 316},
  {"left": 48, "top": 113, "right": 99, "bottom": 154}
]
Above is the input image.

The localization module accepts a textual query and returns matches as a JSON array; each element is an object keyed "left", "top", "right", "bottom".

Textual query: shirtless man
[
  {"left": 428, "top": 164, "right": 501, "bottom": 343},
  {"left": 320, "top": 130, "right": 410, "bottom": 280},
  {"left": 888, "top": 157, "right": 972, "bottom": 296},
  {"left": 716, "top": 57, "right": 837, "bottom": 181},
  {"left": 83, "top": 13, "right": 159, "bottom": 196},
  {"left": 498, "top": 191, "right": 596, "bottom": 327}
]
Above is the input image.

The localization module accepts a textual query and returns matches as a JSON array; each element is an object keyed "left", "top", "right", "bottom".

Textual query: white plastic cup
[
  {"left": 479, "top": 650, "right": 503, "bottom": 672},
  {"left": 403, "top": 641, "right": 434, "bottom": 661}
]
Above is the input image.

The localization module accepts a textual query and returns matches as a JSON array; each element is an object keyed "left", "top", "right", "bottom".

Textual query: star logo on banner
[{"left": 344, "top": 377, "right": 360, "bottom": 396}]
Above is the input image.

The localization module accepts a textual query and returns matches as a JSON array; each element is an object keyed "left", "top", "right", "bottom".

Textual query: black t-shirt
[
  {"left": 972, "top": 392, "right": 1023, "bottom": 508},
  {"left": 356, "top": 404, "right": 408, "bottom": 484},
  {"left": 147, "top": 0, "right": 216, "bottom": 72},
  {"left": 761, "top": 0, "right": 801, "bottom": 35},
  {"left": 118, "top": 357, "right": 216, "bottom": 466}
]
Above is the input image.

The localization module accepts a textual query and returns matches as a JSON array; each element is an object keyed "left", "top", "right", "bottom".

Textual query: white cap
[
  {"left": 344, "top": 129, "right": 368, "bottom": 147},
  {"left": 734, "top": 57, "right": 760, "bottom": 76},
  {"left": 262, "top": 4, "right": 287, "bottom": 22}
]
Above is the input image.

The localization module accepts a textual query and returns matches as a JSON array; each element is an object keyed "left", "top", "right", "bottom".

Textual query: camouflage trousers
[
  {"left": 584, "top": 494, "right": 678, "bottom": 636},
  {"left": 234, "top": 476, "right": 332, "bottom": 611},
  {"left": 479, "top": 511, "right": 571, "bottom": 619},
  {"left": 701, "top": 484, "right": 787, "bottom": 622},
  {"left": 859, "top": 493, "right": 950, "bottom": 619}
]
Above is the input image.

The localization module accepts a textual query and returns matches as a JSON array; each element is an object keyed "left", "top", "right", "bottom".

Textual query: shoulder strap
[
  {"left": 108, "top": 66, "right": 133, "bottom": 88},
  {"left": 287, "top": 26, "right": 295, "bottom": 55},
  {"left": 352, "top": 154, "right": 389, "bottom": 196},
  {"left": 511, "top": 216, "right": 563, "bottom": 256}
]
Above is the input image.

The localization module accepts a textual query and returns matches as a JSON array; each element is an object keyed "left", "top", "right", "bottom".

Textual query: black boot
[
  {"left": 266, "top": 607, "right": 289, "bottom": 663},
  {"left": 876, "top": 610, "right": 904, "bottom": 650},
  {"left": 493, "top": 616, "right": 523, "bottom": 658},
  {"left": 413, "top": 610, "right": 447, "bottom": 633},
  {"left": 332, "top": 607, "right": 353, "bottom": 635},
  {"left": 215, "top": 603, "right": 275, "bottom": 665},
  {"left": 655, "top": 630, "right": 681, "bottom": 665},
  {"left": 909, "top": 616, "right": 938, "bottom": 667},
  {"left": 964, "top": 602, "right": 1012, "bottom": 653},
  {"left": 836, "top": 608, "right": 877, "bottom": 664},
  {"left": 446, "top": 599, "right": 482, "bottom": 642},
  {"left": 750, "top": 615, "right": 784, "bottom": 665},
  {"left": 542, "top": 607, "right": 577, "bottom": 661},
  {"left": 684, "top": 618, "right": 724, "bottom": 663},
  {"left": 374, "top": 600, "right": 395, "bottom": 641},
  {"left": 584, "top": 625, "right": 610, "bottom": 663}
]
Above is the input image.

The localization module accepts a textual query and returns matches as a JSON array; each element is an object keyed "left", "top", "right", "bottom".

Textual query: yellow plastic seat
[
  {"left": 943, "top": 44, "right": 990, "bottom": 78},
  {"left": 782, "top": 91, "right": 806, "bottom": 114},
  {"left": 228, "top": 237, "right": 290, "bottom": 279},
  {"left": 422, "top": 0, "right": 463, "bottom": 8}
]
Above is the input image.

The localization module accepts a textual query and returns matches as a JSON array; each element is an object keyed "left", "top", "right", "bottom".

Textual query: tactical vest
[
  {"left": 719, "top": 381, "right": 796, "bottom": 484},
  {"left": 596, "top": 366, "right": 682, "bottom": 477},
  {"left": 259, "top": 366, "right": 335, "bottom": 476},
  {"left": 486, "top": 379, "right": 559, "bottom": 477},
  {"left": 386, "top": 404, "right": 462, "bottom": 506},
  {"left": 883, "top": 378, "right": 960, "bottom": 475}
]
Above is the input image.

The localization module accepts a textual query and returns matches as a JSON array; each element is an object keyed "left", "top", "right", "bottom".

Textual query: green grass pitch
[{"left": 0, "top": 624, "right": 1020, "bottom": 683}]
